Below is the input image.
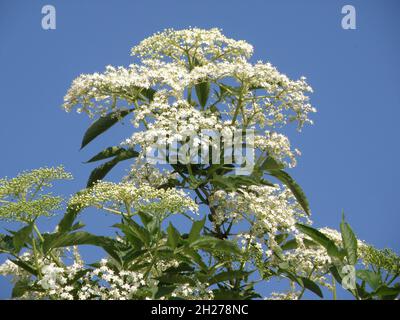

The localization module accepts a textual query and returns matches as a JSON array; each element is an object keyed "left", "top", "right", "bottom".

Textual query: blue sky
[{"left": 0, "top": 0, "right": 399, "bottom": 299}]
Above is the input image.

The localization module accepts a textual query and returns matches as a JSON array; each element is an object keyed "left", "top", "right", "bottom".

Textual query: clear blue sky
[{"left": 0, "top": 0, "right": 399, "bottom": 299}]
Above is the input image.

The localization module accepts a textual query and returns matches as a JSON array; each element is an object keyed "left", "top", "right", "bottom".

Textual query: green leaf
[
  {"left": 329, "top": 265, "right": 343, "bottom": 284},
  {"left": 261, "top": 156, "right": 285, "bottom": 170},
  {"left": 299, "top": 277, "right": 323, "bottom": 298},
  {"left": 86, "top": 148, "right": 139, "bottom": 187},
  {"left": 158, "top": 274, "right": 196, "bottom": 286},
  {"left": 340, "top": 217, "right": 358, "bottom": 265},
  {"left": 211, "top": 175, "right": 261, "bottom": 192},
  {"left": 268, "top": 170, "right": 310, "bottom": 215},
  {"left": 81, "top": 108, "right": 132, "bottom": 149},
  {"left": 296, "top": 223, "right": 341, "bottom": 258},
  {"left": 71, "top": 221, "right": 85, "bottom": 231},
  {"left": 209, "top": 271, "right": 250, "bottom": 285},
  {"left": 12, "top": 279, "right": 31, "bottom": 298},
  {"left": 0, "top": 234, "right": 15, "bottom": 254},
  {"left": 87, "top": 159, "right": 119, "bottom": 187},
  {"left": 120, "top": 220, "right": 151, "bottom": 246},
  {"left": 188, "top": 216, "right": 206, "bottom": 243},
  {"left": 85, "top": 146, "right": 126, "bottom": 163},
  {"left": 212, "top": 289, "right": 245, "bottom": 300},
  {"left": 356, "top": 270, "right": 382, "bottom": 290},
  {"left": 374, "top": 285, "right": 400, "bottom": 299},
  {"left": 43, "top": 231, "right": 114, "bottom": 253},
  {"left": 190, "top": 236, "right": 241, "bottom": 255},
  {"left": 195, "top": 81, "right": 210, "bottom": 108},
  {"left": 167, "top": 223, "right": 181, "bottom": 249},
  {"left": 154, "top": 285, "right": 176, "bottom": 299},
  {"left": 137, "top": 211, "right": 153, "bottom": 227},
  {"left": 121, "top": 249, "right": 147, "bottom": 266},
  {"left": 57, "top": 205, "right": 82, "bottom": 233},
  {"left": 281, "top": 239, "right": 298, "bottom": 251},
  {"left": 12, "top": 222, "right": 34, "bottom": 253},
  {"left": 181, "top": 248, "right": 207, "bottom": 271},
  {"left": 10, "top": 259, "right": 37, "bottom": 276}
]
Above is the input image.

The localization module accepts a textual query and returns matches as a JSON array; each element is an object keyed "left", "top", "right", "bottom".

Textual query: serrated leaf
[
  {"left": 281, "top": 239, "right": 298, "bottom": 251},
  {"left": 357, "top": 270, "right": 382, "bottom": 290},
  {"left": 81, "top": 108, "right": 132, "bottom": 149},
  {"left": 85, "top": 146, "right": 126, "bottom": 163},
  {"left": 167, "top": 223, "right": 181, "bottom": 249},
  {"left": 57, "top": 205, "right": 82, "bottom": 233},
  {"left": 86, "top": 148, "right": 139, "bottom": 187},
  {"left": 10, "top": 259, "right": 37, "bottom": 276},
  {"left": 154, "top": 285, "right": 176, "bottom": 299},
  {"left": 158, "top": 274, "right": 196, "bottom": 286},
  {"left": 299, "top": 277, "right": 323, "bottom": 298},
  {"left": 12, "top": 279, "right": 31, "bottom": 298},
  {"left": 122, "top": 220, "right": 151, "bottom": 245},
  {"left": 195, "top": 81, "right": 210, "bottom": 107},
  {"left": 209, "top": 271, "right": 250, "bottom": 285},
  {"left": 268, "top": 170, "right": 310, "bottom": 215},
  {"left": 374, "top": 285, "right": 400, "bottom": 299},
  {"left": 43, "top": 231, "right": 114, "bottom": 253},
  {"left": 296, "top": 223, "right": 341, "bottom": 258},
  {"left": 190, "top": 236, "right": 241, "bottom": 254},
  {"left": 188, "top": 216, "right": 206, "bottom": 243},
  {"left": 12, "top": 222, "right": 34, "bottom": 253},
  {"left": 340, "top": 217, "right": 358, "bottom": 265},
  {"left": 261, "top": 156, "right": 285, "bottom": 170}
]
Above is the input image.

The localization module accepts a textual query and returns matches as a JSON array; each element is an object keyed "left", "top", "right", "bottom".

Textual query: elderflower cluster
[
  {"left": 171, "top": 281, "right": 214, "bottom": 300},
  {"left": 63, "top": 64, "right": 150, "bottom": 117},
  {"left": 210, "top": 185, "right": 310, "bottom": 240},
  {"left": 254, "top": 131, "right": 301, "bottom": 168},
  {"left": 77, "top": 259, "right": 146, "bottom": 300},
  {"left": 274, "top": 228, "right": 369, "bottom": 290},
  {"left": 63, "top": 28, "right": 315, "bottom": 173},
  {"left": 123, "top": 160, "right": 178, "bottom": 188},
  {"left": 69, "top": 181, "right": 198, "bottom": 217},
  {"left": 0, "top": 166, "right": 72, "bottom": 222},
  {"left": 131, "top": 28, "right": 253, "bottom": 64},
  {"left": 0, "top": 253, "right": 32, "bottom": 283},
  {"left": 266, "top": 291, "right": 300, "bottom": 300},
  {"left": 1, "top": 253, "right": 214, "bottom": 300}
]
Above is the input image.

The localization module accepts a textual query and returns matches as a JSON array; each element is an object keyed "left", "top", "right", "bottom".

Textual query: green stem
[
  {"left": 332, "top": 276, "right": 337, "bottom": 300},
  {"left": 31, "top": 238, "right": 42, "bottom": 279},
  {"left": 33, "top": 224, "right": 63, "bottom": 268}
]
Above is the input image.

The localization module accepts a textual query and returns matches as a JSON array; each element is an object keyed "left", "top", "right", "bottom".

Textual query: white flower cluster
[
  {"left": 254, "top": 131, "right": 301, "bottom": 168},
  {"left": 63, "top": 28, "right": 315, "bottom": 172},
  {"left": 171, "top": 281, "right": 214, "bottom": 300},
  {"left": 123, "top": 160, "right": 178, "bottom": 188},
  {"left": 0, "top": 253, "right": 32, "bottom": 282},
  {"left": 265, "top": 291, "right": 300, "bottom": 300},
  {"left": 1, "top": 254, "right": 213, "bottom": 300},
  {"left": 131, "top": 28, "right": 253, "bottom": 64},
  {"left": 69, "top": 181, "right": 198, "bottom": 217},
  {"left": 63, "top": 64, "right": 149, "bottom": 117},
  {"left": 77, "top": 259, "right": 146, "bottom": 300},
  {"left": 275, "top": 228, "right": 369, "bottom": 290},
  {"left": 210, "top": 184, "right": 310, "bottom": 240}
]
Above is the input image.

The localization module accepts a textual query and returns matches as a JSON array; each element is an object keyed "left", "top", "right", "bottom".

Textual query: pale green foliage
[
  {"left": 0, "top": 166, "right": 72, "bottom": 222},
  {"left": 69, "top": 181, "right": 198, "bottom": 217},
  {"left": 361, "top": 246, "right": 400, "bottom": 275}
]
